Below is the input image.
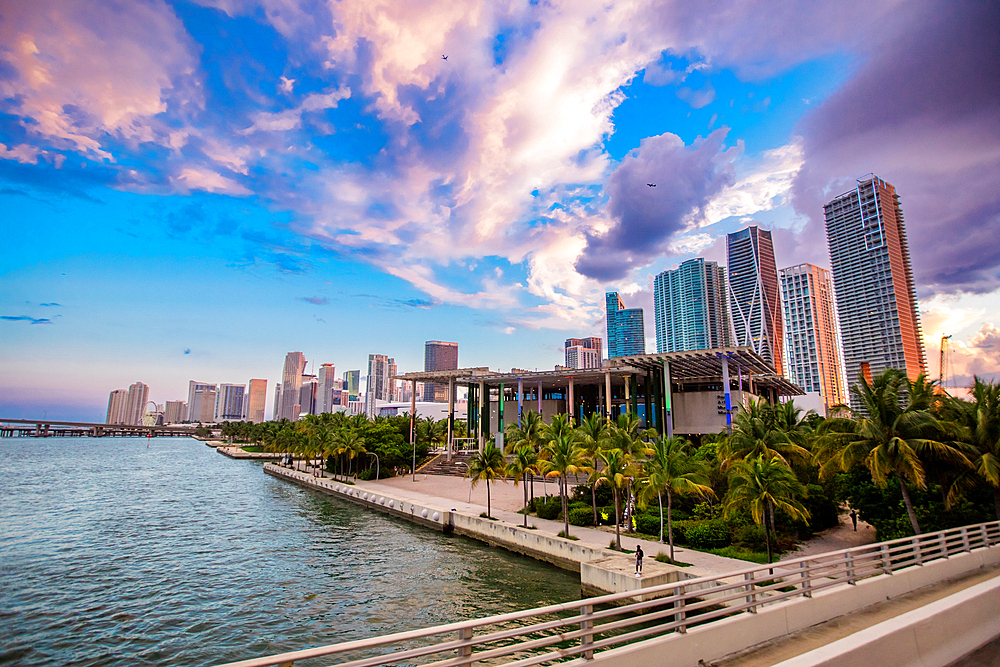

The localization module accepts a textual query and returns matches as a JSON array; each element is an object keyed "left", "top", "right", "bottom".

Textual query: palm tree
[
  {"left": 511, "top": 411, "right": 546, "bottom": 501},
  {"left": 605, "top": 420, "right": 649, "bottom": 532},
  {"left": 594, "top": 447, "right": 637, "bottom": 550},
  {"left": 638, "top": 436, "right": 715, "bottom": 561},
  {"left": 718, "top": 400, "right": 810, "bottom": 468},
  {"left": 945, "top": 377, "right": 1000, "bottom": 518},
  {"left": 814, "top": 369, "right": 970, "bottom": 535},
  {"left": 505, "top": 444, "right": 539, "bottom": 527},
  {"left": 539, "top": 422, "right": 586, "bottom": 538},
  {"left": 577, "top": 413, "right": 610, "bottom": 524},
  {"left": 724, "top": 455, "right": 810, "bottom": 563},
  {"left": 466, "top": 442, "right": 507, "bottom": 519}
]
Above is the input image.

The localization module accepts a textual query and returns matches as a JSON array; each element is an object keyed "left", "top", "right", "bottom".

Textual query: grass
[
  {"left": 240, "top": 445, "right": 267, "bottom": 452},
  {"left": 654, "top": 553, "right": 693, "bottom": 567},
  {"left": 557, "top": 531, "right": 580, "bottom": 541},
  {"left": 479, "top": 513, "right": 498, "bottom": 521},
  {"left": 701, "top": 546, "right": 771, "bottom": 564}
]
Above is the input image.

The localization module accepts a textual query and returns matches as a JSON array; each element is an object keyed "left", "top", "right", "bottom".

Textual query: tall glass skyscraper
[
  {"left": 824, "top": 175, "right": 926, "bottom": 398},
  {"left": 779, "top": 263, "right": 846, "bottom": 415},
  {"left": 606, "top": 292, "right": 645, "bottom": 357},
  {"left": 278, "top": 351, "right": 306, "bottom": 421},
  {"left": 727, "top": 226, "right": 783, "bottom": 374},
  {"left": 424, "top": 340, "right": 458, "bottom": 402},
  {"left": 653, "top": 258, "right": 733, "bottom": 353}
]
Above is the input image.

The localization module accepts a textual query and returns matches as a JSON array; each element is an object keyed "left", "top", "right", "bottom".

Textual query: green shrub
[
  {"left": 733, "top": 524, "right": 768, "bottom": 551},
  {"left": 536, "top": 496, "right": 562, "bottom": 521},
  {"left": 568, "top": 506, "right": 594, "bottom": 526},
  {"left": 635, "top": 513, "right": 662, "bottom": 536},
  {"left": 356, "top": 469, "right": 376, "bottom": 481},
  {"left": 683, "top": 518, "right": 731, "bottom": 548},
  {"left": 704, "top": 546, "right": 769, "bottom": 563}
]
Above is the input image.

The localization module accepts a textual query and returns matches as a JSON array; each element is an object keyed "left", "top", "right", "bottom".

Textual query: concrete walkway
[{"left": 781, "top": 510, "right": 878, "bottom": 561}]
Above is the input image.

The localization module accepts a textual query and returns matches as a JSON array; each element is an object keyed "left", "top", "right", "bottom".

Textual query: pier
[{"left": 0, "top": 417, "right": 197, "bottom": 438}]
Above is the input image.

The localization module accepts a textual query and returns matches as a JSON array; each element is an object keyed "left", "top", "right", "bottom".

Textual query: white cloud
[
  {"left": 702, "top": 139, "right": 804, "bottom": 226},
  {"left": 172, "top": 167, "right": 252, "bottom": 195}
]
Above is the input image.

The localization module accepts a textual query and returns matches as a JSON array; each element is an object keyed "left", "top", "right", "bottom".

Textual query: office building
[
  {"left": 106, "top": 389, "right": 129, "bottom": 425},
  {"left": 343, "top": 370, "right": 360, "bottom": 402},
  {"left": 606, "top": 292, "right": 646, "bottom": 357},
  {"left": 298, "top": 375, "right": 317, "bottom": 417},
  {"left": 565, "top": 345, "right": 601, "bottom": 369},
  {"left": 216, "top": 383, "right": 246, "bottom": 421},
  {"left": 824, "top": 175, "right": 926, "bottom": 396},
  {"left": 278, "top": 351, "right": 307, "bottom": 420},
  {"left": 188, "top": 384, "right": 218, "bottom": 423},
  {"left": 187, "top": 381, "right": 214, "bottom": 413},
  {"left": 727, "top": 226, "right": 783, "bottom": 374},
  {"left": 272, "top": 383, "right": 282, "bottom": 421},
  {"left": 365, "top": 354, "right": 395, "bottom": 416},
  {"left": 780, "top": 264, "right": 847, "bottom": 415},
  {"left": 564, "top": 337, "right": 602, "bottom": 367},
  {"left": 316, "top": 363, "right": 336, "bottom": 413},
  {"left": 654, "top": 258, "right": 733, "bottom": 353},
  {"left": 164, "top": 400, "right": 188, "bottom": 424},
  {"left": 123, "top": 382, "right": 150, "bottom": 426},
  {"left": 246, "top": 379, "right": 267, "bottom": 423},
  {"left": 424, "top": 341, "right": 459, "bottom": 402}
]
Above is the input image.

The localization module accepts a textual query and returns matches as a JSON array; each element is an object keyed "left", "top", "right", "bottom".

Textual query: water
[{"left": 0, "top": 437, "right": 581, "bottom": 666}]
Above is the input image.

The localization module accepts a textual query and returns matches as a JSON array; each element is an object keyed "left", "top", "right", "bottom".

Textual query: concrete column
[
  {"left": 517, "top": 377, "right": 523, "bottom": 427},
  {"left": 568, "top": 379, "right": 575, "bottom": 425},
  {"left": 604, "top": 370, "right": 612, "bottom": 422},
  {"left": 721, "top": 355, "right": 733, "bottom": 434},
  {"left": 624, "top": 375, "right": 631, "bottom": 413},
  {"left": 537, "top": 381, "right": 543, "bottom": 415},
  {"left": 499, "top": 383, "right": 505, "bottom": 433},
  {"left": 479, "top": 380, "right": 487, "bottom": 451},
  {"left": 447, "top": 377, "right": 455, "bottom": 461},
  {"left": 644, "top": 370, "right": 652, "bottom": 430},
  {"left": 410, "top": 379, "right": 417, "bottom": 481},
  {"left": 663, "top": 359, "right": 673, "bottom": 439}
]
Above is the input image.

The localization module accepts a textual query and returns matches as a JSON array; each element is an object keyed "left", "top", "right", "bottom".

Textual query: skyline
[{"left": 2, "top": 0, "right": 998, "bottom": 421}]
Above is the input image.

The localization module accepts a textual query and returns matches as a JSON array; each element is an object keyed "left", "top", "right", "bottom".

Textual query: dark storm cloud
[
  {"left": 575, "top": 129, "right": 736, "bottom": 281},
  {"left": 792, "top": 0, "right": 1000, "bottom": 296}
]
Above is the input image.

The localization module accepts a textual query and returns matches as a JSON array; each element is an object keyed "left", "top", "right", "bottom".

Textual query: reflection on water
[{"left": 0, "top": 437, "right": 580, "bottom": 666}]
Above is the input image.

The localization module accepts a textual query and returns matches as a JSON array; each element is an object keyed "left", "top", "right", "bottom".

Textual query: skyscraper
[
  {"left": 780, "top": 264, "right": 847, "bottom": 415},
  {"left": 272, "top": 383, "right": 282, "bottom": 421},
  {"left": 565, "top": 345, "right": 600, "bottom": 369},
  {"left": 123, "top": 381, "right": 150, "bottom": 426},
  {"left": 188, "top": 384, "right": 218, "bottom": 423},
  {"left": 824, "top": 175, "right": 926, "bottom": 396},
  {"left": 298, "top": 375, "right": 317, "bottom": 417},
  {"left": 343, "top": 370, "right": 360, "bottom": 402},
  {"left": 365, "top": 354, "right": 393, "bottom": 416},
  {"left": 317, "top": 363, "right": 337, "bottom": 413},
  {"left": 605, "top": 292, "right": 645, "bottom": 357},
  {"left": 106, "top": 389, "right": 128, "bottom": 425},
  {"left": 246, "top": 379, "right": 267, "bottom": 423},
  {"left": 278, "top": 352, "right": 307, "bottom": 421},
  {"left": 216, "top": 383, "right": 246, "bottom": 421},
  {"left": 164, "top": 400, "right": 188, "bottom": 424},
  {"left": 424, "top": 341, "right": 459, "bottom": 402},
  {"left": 653, "top": 258, "right": 733, "bottom": 353},
  {"left": 727, "top": 226, "right": 783, "bottom": 374}
]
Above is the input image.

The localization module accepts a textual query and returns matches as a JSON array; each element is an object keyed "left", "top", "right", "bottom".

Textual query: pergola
[{"left": 396, "top": 347, "right": 803, "bottom": 453}]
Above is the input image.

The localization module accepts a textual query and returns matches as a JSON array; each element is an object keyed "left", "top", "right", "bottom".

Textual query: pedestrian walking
[
  {"left": 850, "top": 509, "right": 858, "bottom": 531},
  {"left": 635, "top": 545, "right": 643, "bottom": 576}
]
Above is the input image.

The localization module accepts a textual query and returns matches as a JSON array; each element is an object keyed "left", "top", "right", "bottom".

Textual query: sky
[{"left": 1, "top": 0, "right": 998, "bottom": 422}]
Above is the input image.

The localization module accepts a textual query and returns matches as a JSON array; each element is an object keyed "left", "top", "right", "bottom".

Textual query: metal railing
[{"left": 216, "top": 521, "right": 1000, "bottom": 667}]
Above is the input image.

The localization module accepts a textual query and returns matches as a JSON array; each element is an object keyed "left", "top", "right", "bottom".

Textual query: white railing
[{"left": 215, "top": 521, "right": 1000, "bottom": 667}]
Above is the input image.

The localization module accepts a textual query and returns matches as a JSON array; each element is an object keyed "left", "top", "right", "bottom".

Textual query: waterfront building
[
  {"left": 824, "top": 174, "right": 927, "bottom": 397},
  {"left": 654, "top": 258, "right": 733, "bottom": 353},
  {"left": 187, "top": 381, "right": 214, "bottom": 414},
  {"left": 424, "top": 341, "right": 459, "bottom": 402},
  {"left": 215, "top": 383, "right": 246, "bottom": 421},
  {"left": 606, "top": 292, "right": 646, "bottom": 357},
  {"left": 164, "top": 400, "right": 188, "bottom": 424},
  {"left": 278, "top": 352, "right": 307, "bottom": 421},
  {"left": 779, "top": 264, "right": 847, "bottom": 416},
  {"left": 343, "top": 370, "right": 360, "bottom": 402},
  {"left": 564, "top": 337, "right": 602, "bottom": 368},
  {"left": 246, "top": 379, "right": 267, "bottom": 423},
  {"left": 123, "top": 382, "right": 150, "bottom": 426},
  {"left": 106, "top": 389, "right": 128, "bottom": 425},
  {"left": 188, "top": 384, "right": 218, "bottom": 423},
  {"left": 727, "top": 226, "right": 783, "bottom": 374},
  {"left": 365, "top": 354, "right": 394, "bottom": 417},
  {"left": 316, "top": 363, "right": 336, "bottom": 413},
  {"left": 299, "top": 375, "right": 317, "bottom": 417}
]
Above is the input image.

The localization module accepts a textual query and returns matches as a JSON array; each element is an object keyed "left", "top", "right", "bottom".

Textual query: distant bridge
[{"left": 0, "top": 417, "right": 198, "bottom": 438}]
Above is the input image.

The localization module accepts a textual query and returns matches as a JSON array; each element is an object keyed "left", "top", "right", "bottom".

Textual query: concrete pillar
[
  {"left": 662, "top": 359, "right": 673, "bottom": 439},
  {"left": 499, "top": 383, "right": 505, "bottom": 433},
  {"left": 644, "top": 371, "right": 652, "bottom": 430},
  {"left": 568, "top": 379, "right": 575, "bottom": 425},
  {"left": 517, "top": 377, "right": 523, "bottom": 427},
  {"left": 537, "top": 381, "right": 543, "bottom": 415},
  {"left": 479, "top": 380, "right": 487, "bottom": 451},
  {"left": 624, "top": 375, "right": 631, "bottom": 413},
  {"left": 447, "top": 377, "right": 455, "bottom": 462},
  {"left": 604, "top": 370, "right": 612, "bottom": 422},
  {"left": 721, "top": 356, "right": 733, "bottom": 434}
]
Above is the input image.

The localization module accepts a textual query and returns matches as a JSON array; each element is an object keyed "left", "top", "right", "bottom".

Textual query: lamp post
[{"left": 370, "top": 452, "right": 380, "bottom": 481}]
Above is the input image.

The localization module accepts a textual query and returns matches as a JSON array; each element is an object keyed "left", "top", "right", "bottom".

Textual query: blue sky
[{"left": 1, "top": 0, "right": 998, "bottom": 421}]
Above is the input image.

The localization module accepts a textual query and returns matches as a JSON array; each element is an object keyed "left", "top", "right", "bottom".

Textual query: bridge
[
  {"left": 215, "top": 521, "right": 1000, "bottom": 667},
  {"left": 0, "top": 417, "right": 197, "bottom": 438}
]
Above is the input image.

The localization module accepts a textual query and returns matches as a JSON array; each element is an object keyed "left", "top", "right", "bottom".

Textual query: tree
[
  {"left": 814, "top": 369, "right": 970, "bottom": 535},
  {"left": 466, "top": 442, "right": 507, "bottom": 519},
  {"left": 638, "top": 436, "right": 715, "bottom": 561},
  {"left": 724, "top": 455, "right": 810, "bottom": 563},
  {"left": 718, "top": 400, "right": 810, "bottom": 468},
  {"left": 593, "top": 447, "right": 637, "bottom": 551},
  {"left": 539, "top": 417, "right": 586, "bottom": 538},
  {"left": 945, "top": 377, "right": 1000, "bottom": 518},
  {"left": 507, "top": 411, "right": 546, "bottom": 502},
  {"left": 505, "top": 443, "right": 539, "bottom": 527},
  {"left": 576, "top": 413, "right": 610, "bottom": 524}
]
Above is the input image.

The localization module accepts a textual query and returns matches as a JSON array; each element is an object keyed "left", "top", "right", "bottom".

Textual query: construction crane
[{"left": 939, "top": 334, "right": 952, "bottom": 393}]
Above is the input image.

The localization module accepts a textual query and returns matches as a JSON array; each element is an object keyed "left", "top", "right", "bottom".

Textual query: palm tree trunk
[
  {"left": 657, "top": 492, "right": 664, "bottom": 543},
  {"left": 764, "top": 516, "right": 772, "bottom": 564},
  {"left": 613, "top": 488, "right": 621, "bottom": 551},
  {"left": 562, "top": 474, "right": 570, "bottom": 537},
  {"left": 593, "top": 481, "right": 599, "bottom": 525},
  {"left": 898, "top": 476, "right": 922, "bottom": 535},
  {"left": 487, "top": 479, "right": 491, "bottom": 519},
  {"left": 523, "top": 473, "right": 529, "bottom": 527}
]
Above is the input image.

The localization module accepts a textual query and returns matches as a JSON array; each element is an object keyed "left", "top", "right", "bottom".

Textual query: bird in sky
[
  {"left": 647, "top": 183, "right": 656, "bottom": 187},
  {"left": 441, "top": 55, "right": 448, "bottom": 60}
]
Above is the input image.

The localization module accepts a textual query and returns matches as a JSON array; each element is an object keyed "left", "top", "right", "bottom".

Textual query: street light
[{"left": 370, "top": 452, "right": 380, "bottom": 481}]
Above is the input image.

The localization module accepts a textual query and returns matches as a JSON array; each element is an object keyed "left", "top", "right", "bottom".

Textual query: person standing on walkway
[
  {"left": 635, "top": 545, "right": 643, "bottom": 575},
  {"left": 850, "top": 509, "right": 858, "bottom": 531}
]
